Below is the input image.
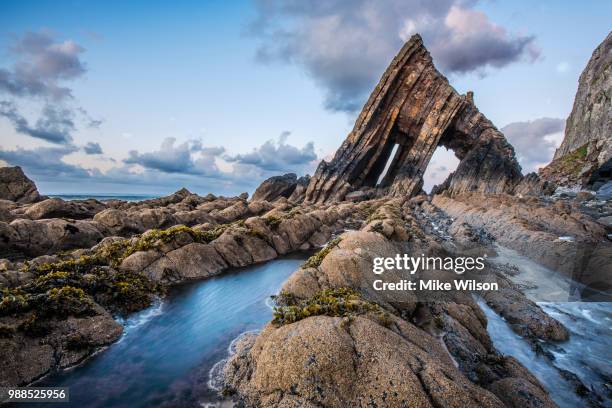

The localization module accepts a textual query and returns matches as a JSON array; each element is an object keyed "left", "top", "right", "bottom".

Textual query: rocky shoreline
[
  {"left": 222, "top": 199, "right": 567, "bottom": 407},
  {"left": 0, "top": 171, "right": 389, "bottom": 386},
  {"left": 0, "top": 30, "right": 609, "bottom": 408}
]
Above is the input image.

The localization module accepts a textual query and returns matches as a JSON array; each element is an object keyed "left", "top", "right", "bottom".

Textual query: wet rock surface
[
  {"left": 222, "top": 200, "right": 560, "bottom": 408},
  {"left": 432, "top": 193, "right": 612, "bottom": 298}
]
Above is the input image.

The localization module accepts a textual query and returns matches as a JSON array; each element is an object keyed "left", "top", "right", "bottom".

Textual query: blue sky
[{"left": 0, "top": 0, "right": 610, "bottom": 195}]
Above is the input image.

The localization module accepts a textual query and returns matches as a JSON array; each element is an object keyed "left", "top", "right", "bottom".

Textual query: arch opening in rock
[
  {"left": 376, "top": 143, "right": 400, "bottom": 186},
  {"left": 304, "top": 34, "right": 523, "bottom": 204},
  {"left": 423, "top": 146, "right": 460, "bottom": 193}
]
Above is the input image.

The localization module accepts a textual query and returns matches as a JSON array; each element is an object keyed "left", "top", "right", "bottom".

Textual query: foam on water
[{"left": 485, "top": 244, "right": 612, "bottom": 406}]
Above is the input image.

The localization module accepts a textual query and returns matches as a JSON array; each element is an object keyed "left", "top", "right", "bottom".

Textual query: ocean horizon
[{"left": 49, "top": 193, "right": 160, "bottom": 202}]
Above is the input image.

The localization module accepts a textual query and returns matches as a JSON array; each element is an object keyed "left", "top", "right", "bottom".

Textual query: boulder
[
  {"left": 0, "top": 306, "right": 122, "bottom": 387},
  {"left": 93, "top": 209, "right": 144, "bottom": 235},
  {"left": 251, "top": 173, "right": 298, "bottom": 202},
  {"left": 0, "top": 166, "right": 43, "bottom": 203},
  {"left": 24, "top": 198, "right": 106, "bottom": 220},
  {"left": 0, "top": 219, "right": 104, "bottom": 258},
  {"left": 142, "top": 243, "right": 228, "bottom": 282}
]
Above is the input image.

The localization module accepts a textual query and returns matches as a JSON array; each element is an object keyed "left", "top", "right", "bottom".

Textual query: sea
[{"left": 49, "top": 194, "right": 159, "bottom": 202}]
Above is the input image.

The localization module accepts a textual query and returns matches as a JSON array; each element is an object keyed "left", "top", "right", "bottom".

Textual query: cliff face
[
  {"left": 304, "top": 34, "right": 522, "bottom": 203},
  {"left": 543, "top": 31, "right": 611, "bottom": 188}
]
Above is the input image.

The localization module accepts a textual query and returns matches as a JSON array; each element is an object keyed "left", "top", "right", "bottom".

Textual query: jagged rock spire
[{"left": 304, "top": 34, "right": 522, "bottom": 203}]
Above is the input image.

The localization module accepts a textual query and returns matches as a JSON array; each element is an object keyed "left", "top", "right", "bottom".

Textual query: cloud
[
  {"left": 501, "top": 117, "right": 565, "bottom": 172},
  {"left": 0, "top": 145, "right": 89, "bottom": 179},
  {"left": 0, "top": 143, "right": 253, "bottom": 195},
  {"left": 124, "top": 137, "right": 226, "bottom": 175},
  {"left": 0, "top": 132, "right": 317, "bottom": 195},
  {"left": 0, "top": 30, "right": 86, "bottom": 100},
  {"left": 250, "top": 0, "right": 540, "bottom": 112},
  {"left": 77, "top": 107, "right": 103, "bottom": 128},
  {"left": 83, "top": 142, "right": 103, "bottom": 155},
  {"left": 0, "top": 30, "right": 97, "bottom": 145},
  {"left": 414, "top": 6, "right": 540, "bottom": 75},
  {"left": 0, "top": 100, "right": 75, "bottom": 144},
  {"left": 225, "top": 131, "right": 317, "bottom": 172}
]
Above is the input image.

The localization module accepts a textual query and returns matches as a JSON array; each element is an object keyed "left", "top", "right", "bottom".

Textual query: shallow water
[
  {"left": 477, "top": 299, "right": 585, "bottom": 408},
  {"left": 24, "top": 242, "right": 611, "bottom": 407},
  {"left": 33, "top": 256, "right": 304, "bottom": 407},
  {"left": 485, "top": 245, "right": 612, "bottom": 407}
]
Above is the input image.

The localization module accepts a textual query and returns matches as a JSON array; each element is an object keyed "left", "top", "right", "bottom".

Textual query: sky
[{"left": 0, "top": 0, "right": 610, "bottom": 195}]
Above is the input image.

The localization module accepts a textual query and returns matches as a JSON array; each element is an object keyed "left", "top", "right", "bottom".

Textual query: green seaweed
[
  {"left": 303, "top": 237, "right": 342, "bottom": 269},
  {"left": 272, "top": 287, "right": 391, "bottom": 326},
  {"left": 44, "top": 286, "right": 97, "bottom": 317}
]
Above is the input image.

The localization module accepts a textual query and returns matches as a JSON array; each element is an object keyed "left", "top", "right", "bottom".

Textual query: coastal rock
[
  {"left": 93, "top": 208, "right": 144, "bottom": 235},
  {"left": 142, "top": 243, "right": 228, "bottom": 282},
  {"left": 138, "top": 208, "right": 177, "bottom": 230},
  {"left": 224, "top": 315, "right": 506, "bottom": 408},
  {"left": 304, "top": 35, "right": 522, "bottom": 203},
  {"left": 288, "top": 175, "right": 310, "bottom": 202},
  {"left": 0, "top": 218, "right": 104, "bottom": 258},
  {"left": 433, "top": 193, "right": 612, "bottom": 297},
  {"left": 482, "top": 275, "right": 569, "bottom": 342},
  {"left": 223, "top": 205, "right": 558, "bottom": 408},
  {"left": 215, "top": 200, "right": 250, "bottom": 223},
  {"left": 252, "top": 173, "right": 299, "bottom": 202},
  {"left": 513, "top": 173, "right": 556, "bottom": 196},
  {"left": 24, "top": 198, "right": 107, "bottom": 220},
  {"left": 542, "top": 32, "right": 611, "bottom": 188},
  {"left": 0, "top": 166, "right": 43, "bottom": 204},
  {"left": 0, "top": 305, "right": 122, "bottom": 387}
]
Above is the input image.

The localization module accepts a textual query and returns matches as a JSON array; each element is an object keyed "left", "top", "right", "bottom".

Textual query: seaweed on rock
[{"left": 272, "top": 287, "right": 392, "bottom": 327}]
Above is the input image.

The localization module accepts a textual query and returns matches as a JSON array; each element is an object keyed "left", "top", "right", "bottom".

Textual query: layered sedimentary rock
[
  {"left": 0, "top": 166, "right": 43, "bottom": 204},
  {"left": 304, "top": 34, "right": 522, "bottom": 203},
  {"left": 542, "top": 31, "right": 611, "bottom": 188}
]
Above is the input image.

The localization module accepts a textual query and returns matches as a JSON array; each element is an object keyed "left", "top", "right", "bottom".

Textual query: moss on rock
[
  {"left": 272, "top": 287, "right": 390, "bottom": 326},
  {"left": 303, "top": 237, "right": 342, "bottom": 269}
]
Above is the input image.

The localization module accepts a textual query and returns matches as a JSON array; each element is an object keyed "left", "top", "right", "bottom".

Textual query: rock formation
[
  {"left": 0, "top": 30, "right": 609, "bottom": 408},
  {"left": 223, "top": 201, "right": 561, "bottom": 407},
  {"left": 0, "top": 166, "right": 43, "bottom": 204},
  {"left": 250, "top": 173, "right": 311, "bottom": 203},
  {"left": 304, "top": 34, "right": 522, "bottom": 203},
  {"left": 0, "top": 191, "right": 377, "bottom": 386},
  {"left": 542, "top": 31, "right": 611, "bottom": 189}
]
